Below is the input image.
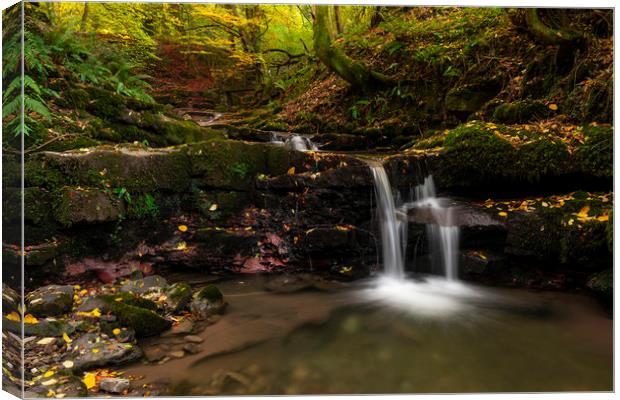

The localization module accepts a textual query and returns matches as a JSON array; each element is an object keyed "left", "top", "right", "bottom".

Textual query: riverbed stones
[
  {"left": 184, "top": 335, "right": 204, "bottom": 343},
  {"left": 189, "top": 285, "right": 226, "bottom": 320},
  {"left": 68, "top": 333, "right": 142, "bottom": 371},
  {"left": 25, "top": 285, "right": 74, "bottom": 317},
  {"left": 99, "top": 377, "right": 131, "bottom": 394}
]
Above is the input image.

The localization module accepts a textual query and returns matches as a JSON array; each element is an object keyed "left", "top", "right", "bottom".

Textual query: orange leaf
[{"left": 287, "top": 167, "right": 295, "bottom": 175}]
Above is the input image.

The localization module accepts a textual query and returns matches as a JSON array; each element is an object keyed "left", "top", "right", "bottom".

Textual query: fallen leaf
[
  {"left": 597, "top": 215, "right": 609, "bottom": 222},
  {"left": 176, "top": 241, "right": 187, "bottom": 251},
  {"left": 41, "top": 379, "right": 58, "bottom": 386},
  {"left": 287, "top": 166, "right": 295, "bottom": 175},
  {"left": 112, "top": 328, "right": 121, "bottom": 336},
  {"left": 548, "top": 103, "right": 558, "bottom": 111},
  {"left": 62, "top": 361, "right": 74, "bottom": 369},
  {"left": 92, "top": 348, "right": 100, "bottom": 354},
  {"left": 23, "top": 314, "right": 39, "bottom": 324},
  {"left": 82, "top": 373, "right": 96, "bottom": 390},
  {"left": 37, "top": 337, "right": 56, "bottom": 345},
  {"left": 209, "top": 203, "right": 218, "bottom": 211},
  {"left": 498, "top": 211, "right": 508, "bottom": 217},
  {"left": 6, "top": 312, "right": 20, "bottom": 322},
  {"left": 62, "top": 333, "right": 72, "bottom": 344},
  {"left": 43, "top": 370, "right": 55, "bottom": 378},
  {"left": 178, "top": 225, "right": 188, "bottom": 232}
]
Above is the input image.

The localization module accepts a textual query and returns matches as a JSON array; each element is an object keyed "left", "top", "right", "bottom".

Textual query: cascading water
[
  {"left": 368, "top": 162, "right": 460, "bottom": 281},
  {"left": 271, "top": 133, "right": 318, "bottom": 151},
  {"left": 364, "top": 160, "right": 475, "bottom": 316}
]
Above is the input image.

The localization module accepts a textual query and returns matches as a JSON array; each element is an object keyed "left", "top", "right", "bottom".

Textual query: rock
[
  {"left": 3, "top": 317, "right": 75, "bottom": 337},
  {"left": 161, "top": 319, "right": 194, "bottom": 337},
  {"left": 163, "top": 282, "right": 192, "bottom": 312},
  {"left": 184, "top": 335, "right": 204, "bottom": 343},
  {"left": 68, "top": 333, "right": 142, "bottom": 371},
  {"left": 142, "top": 345, "right": 167, "bottom": 362},
  {"left": 445, "top": 81, "right": 500, "bottom": 119},
  {"left": 53, "top": 187, "right": 126, "bottom": 226},
  {"left": 25, "top": 285, "right": 74, "bottom": 317},
  {"left": 169, "top": 350, "right": 185, "bottom": 358},
  {"left": 121, "top": 275, "right": 168, "bottom": 295},
  {"left": 189, "top": 285, "right": 226, "bottom": 320},
  {"left": 27, "top": 372, "right": 87, "bottom": 398},
  {"left": 183, "top": 343, "right": 201, "bottom": 355},
  {"left": 105, "top": 300, "right": 172, "bottom": 337},
  {"left": 2, "top": 283, "right": 19, "bottom": 313},
  {"left": 99, "top": 377, "right": 131, "bottom": 394}
]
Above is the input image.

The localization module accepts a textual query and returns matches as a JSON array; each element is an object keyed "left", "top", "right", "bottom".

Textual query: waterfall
[
  {"left": 367, "top": 162, "right": 460, "bottom": 281},
  {"left": 271, "top": 133, "right": 318, "bottom": 151},
  {"left": 368, "top": 162, "right": 405, "bottom": 280}
]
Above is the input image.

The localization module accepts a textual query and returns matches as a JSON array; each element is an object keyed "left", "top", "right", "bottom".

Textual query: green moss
[
  {"left": 586, "top": 269, "right": 613, "bottom": 299},
  {"left": 99, "top": 292, "right": 158, "bottom": 311},
  {"left": 85, "top": 87, "right": 127, "bottom": 120},
  {"left": 575, "top": 124, "right": 613, "bottom": 179},
  {"left": 515, "top": 138, "right": 570, "bottom": 183},
  {"left": 107, "top": 301, "right": 171, "bottom": 337},
  {"left": 65, "top": 88, "right": 90, "bottom": 110},
  {"left": 491, "top": 100, "right": 550, "bottom": 124},
  {"left": 194, "top": 284, "right": 223, "bottom": 302}
]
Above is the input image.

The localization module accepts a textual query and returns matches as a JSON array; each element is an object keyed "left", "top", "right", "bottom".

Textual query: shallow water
[{"left": 129, "top": 276, "right": 612, "bottom": 395}]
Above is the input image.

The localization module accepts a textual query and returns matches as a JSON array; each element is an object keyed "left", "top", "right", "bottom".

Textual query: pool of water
[{"left": 127, "top": 276, "right": 612, "bottom": 395}]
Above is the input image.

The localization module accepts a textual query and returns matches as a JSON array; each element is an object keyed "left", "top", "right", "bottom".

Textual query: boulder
[
  {"left": 3, "top": 316, "right": 75, "bottom": 337},
  {"left": 68, "top": 333, "right": 142, "bottom": 371},
  {"left": 120, "top": 275, "right": 168, "bottom": 296},
  {"left": 189, "top": 285, "right": 226, "bottom": 320},
  {"left": 106, "top": 301, "right": 171, "bottom": 337},
  {"left": 26, "top": 285, "right": 74, "bottom": 317}
]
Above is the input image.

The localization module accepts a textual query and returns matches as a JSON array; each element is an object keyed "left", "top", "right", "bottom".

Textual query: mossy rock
[
  {"left": 2, "top": 283, "right": 19, "bottom": 313},
  {"left": 106, "top": 301, "right": 171, "bottom": 337},
  {"left": 98, "top": 292, "right": 158, "bottom": 311},
  {"left": 85, "top": 87, "right": 127, "bottom": 120},
  {"left": 164, "top": 282, "right": 192, "bottom": 312},
  {"left": 53, "top": 187, "right": 126, "bottom": 226},
  {"left": 445, "top": 81, "right": 500, "bottom": 118},
  {"left": 2, "top": 316, "right": 75, "bottom": 337},
  {"left": 189, "top": 284, "right": 226, "bottom": 320},
  {"left": 575, "top": 124, "right": 613, "bottom": 179},
  {"left": 586, "top": 269, "right": 613, "bottom": 300},
  {"left": 25, "top": 284, "right": 74, "bottom": 317},
  {"left": 33, "top": 145, "right": 192, "bottom": 193},
  {"left": 491, "top": 100, "right": 551, "bottom": 124}
]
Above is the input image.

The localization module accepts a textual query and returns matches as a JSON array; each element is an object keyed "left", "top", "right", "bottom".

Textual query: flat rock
[
  {"left": 68, "top": 333, "right": 142, "bottom": 371},
  {"left": 99, "top": 377, "right": 131, "bottom": 394},
  {"left": 26, "top": 285, "right": 74, "bottom": 317}
]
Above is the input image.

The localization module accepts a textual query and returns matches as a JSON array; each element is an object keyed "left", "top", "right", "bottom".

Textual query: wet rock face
[
  {"left": 54, "top": 187, "right": 126, "bottom": 226},
  {"left": 26, "top": 285, "right": 74, "bottom": 317}
]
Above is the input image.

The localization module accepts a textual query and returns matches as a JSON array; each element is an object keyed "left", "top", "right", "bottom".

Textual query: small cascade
[
  {"left": 412, "top": 176, "right": 460, "bottom": 281},
  {"left": 271, "top": 133, "right": 318, "bottom": 151},
  {"left": 367, "top": 161, "right": 460, "bottom": 281},
  {"left": 368, "top": 161, "right": 405, "bottom": 280}
]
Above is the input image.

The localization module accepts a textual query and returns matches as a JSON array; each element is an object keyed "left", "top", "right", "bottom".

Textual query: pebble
[
  {"left": 169, "top": 350, "right": 185, "bottom": 358},
  {"left": 183, "top": 343, "right": 201, "bottom": 354},
  {"left": 184, "top": 335, "right": 204, "bottom": 343},
  {"left": 99, "top": 377, "right": 130, "bottom": 394}
]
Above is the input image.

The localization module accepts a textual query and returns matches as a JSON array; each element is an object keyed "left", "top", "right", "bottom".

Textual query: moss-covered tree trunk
[
  {"left": 524, "top": 9, "right": 580, "bottom": 45},
  {"left": 312, "top": 5, "right": 390, "bottom": 92}
]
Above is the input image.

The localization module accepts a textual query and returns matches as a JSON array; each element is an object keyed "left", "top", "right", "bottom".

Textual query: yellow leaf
[
  {"left": 6, "top": 312, "right": 20, "bottom": 322},
  {"left": 62, "top": 360, "right": 74, "bottom": 369},
  {"left": 112, "top": 328, "right": 121, "bottom": 336},
  {"left": 92, "top": 348, "right": 100, "bottom": 353},
  {"left": 178, "top": 225, "right": 188, "bottom": 232},
  {"left": 92, "top": 308, "right": 101, "bottom": 317},
  {"left": 43, "top": 370, "right": 55, "bottom": 378},
  {"left": 548, "top": 103, "right": 558, "bottom": 111},
  {"left": 37, "top": 337, "right": 56, "bottom": 345},
  {"left": 23, "top": 314, "right": 39, "bottom": 324},
  {"left": 287, "top": 167, "right": 295, "bottom": 175},
  {"left": 498, "top": 211, "right": 508, "bottom": 217},
  {"left": 42, "top": 379, "right": 58, "bottom": 386},
  {"left": 568, "top": 218, "right": 574, "bottom": 226},
  {"left": 597, "top": 215, "right": 609, "bottom": 222},
  {"left": 574, "top": 205, "right": 590, "bottom": 219},
  {"left": 209, "top": 203, "right": 218, "bottom": 211},
  {"left": 83, "top": 373, "right": 96, "bottom": 390},
  {"left": 62, "top": 333, "right": 72, "bottom": 344},
  {"left": 176, "top": 241, "right": 187, "bottom": 251},
  {"left": 541, "top": 202, "right": 549, "bottom": 207}
]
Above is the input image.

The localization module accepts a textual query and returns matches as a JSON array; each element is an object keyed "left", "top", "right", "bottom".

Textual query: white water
[
  {"left": 271, "top": 133, "right": 318, "bottom": 151},
  {"left": 365, "top": 161, "right": 472, "bottom": 316}
]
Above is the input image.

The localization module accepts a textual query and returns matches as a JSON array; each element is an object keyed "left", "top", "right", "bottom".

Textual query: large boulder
[
  {"left": 53, "top": 187, "right": 126, "bottom": 226},
  {"left": 189, "top": 285, "right": 226, "bottom": 320}
]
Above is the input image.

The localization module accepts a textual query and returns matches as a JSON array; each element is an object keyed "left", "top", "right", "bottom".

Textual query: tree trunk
[
  {"left": 333, "top": 6, "right": 343, "bottom": 35},
  {"left": 524, "top": 8, "right": 580, "bottom": 45},
  {"left": 80, "top": 3, "right": 90, "bottom": 33},
  {"left": 312, "top": 6, "right": 390, "bottom": 92}
]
